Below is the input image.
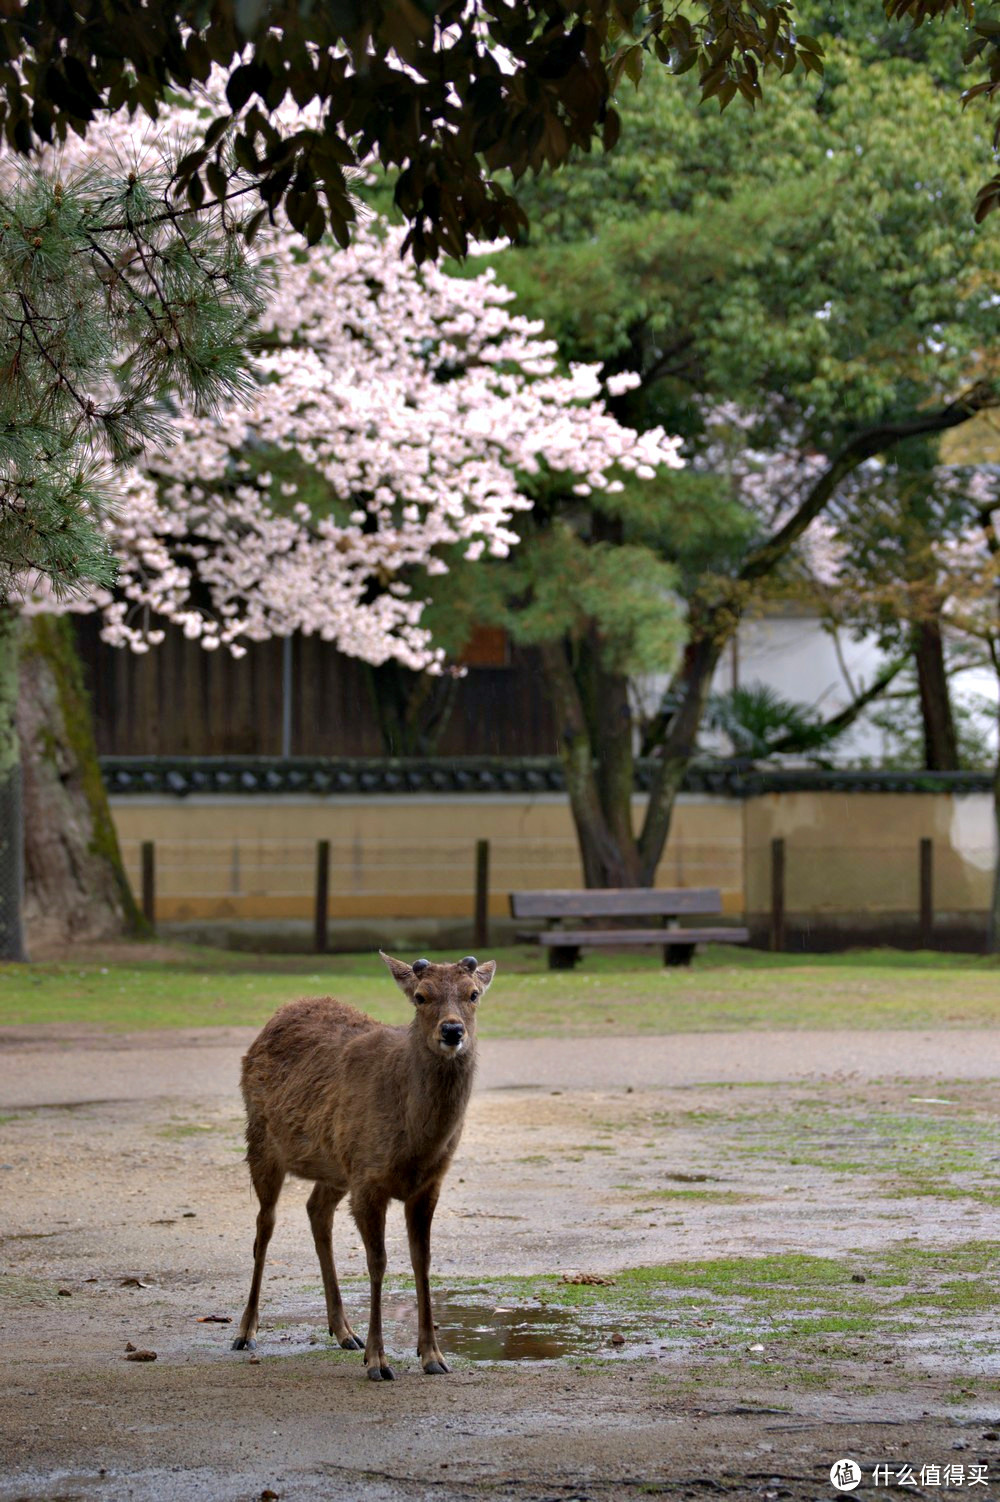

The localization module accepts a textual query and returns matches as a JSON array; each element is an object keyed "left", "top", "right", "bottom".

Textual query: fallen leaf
[
  {"left": 124, "top": 1349, "right": 157, "bottom": 1362},
  {"left": 124, "top": 1342, "right": 136, "bottom": 1352},
  {"left": 610, "top": 1331, "right": 625, "bottom": 1347},
  {"left": 261, "top": 1491, "right": 280, "bottom": 1501},
  {"left": 197, "top": 1315, "right": 232, "bottom": 1324},
  {"left": 57, "top": 1288, "right": 72, "bottom": 1297},
  {"left": 561, "top": 1272, "right": 616, "bottom": 1287},
  {"left": 120, "top": 1278, "right": 151, "bottom": 1288}
]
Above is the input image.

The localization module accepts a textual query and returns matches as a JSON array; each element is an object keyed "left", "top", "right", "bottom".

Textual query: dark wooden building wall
[{"left": 74, "top": 619, "right": 558, "bottom": 758}]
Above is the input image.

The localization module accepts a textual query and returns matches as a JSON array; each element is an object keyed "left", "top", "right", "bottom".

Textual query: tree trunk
[
  {"left": 540, "top": 616, "right": 723, "bottom": 890},
  {"left": 639, "top": 631, "right": 724, "bottom": 885},
  {"left": 912, "top": 616, "right": 960, "bottom": 771},
  {"left": 364, "top": 660, "right": 459, "bottom": 756},
  {"left": 18, "top": 614, "right": 143, "bottom": 952},
  {"left": 539, "top": 638, "right": 640, "bottom": 887},
  {"left": 0, "top": 604, "right": 26, "bottom": 960},
  {"left": 578, "top": 628, "right": 640, "bottom": 880}
]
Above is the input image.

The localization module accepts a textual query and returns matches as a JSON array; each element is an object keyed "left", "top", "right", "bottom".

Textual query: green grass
[
  {"left": 0, "top": 941, "right": 996, "bottom": 1034},
  {"left": 399, "top": 1242, "right": 1000, "bottom": 1319}
]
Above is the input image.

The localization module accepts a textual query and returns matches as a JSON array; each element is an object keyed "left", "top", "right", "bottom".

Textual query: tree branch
[
  {"left": 740, "top": 382, "right": 1000, "bottom": 586},
  {"left": 638, "top": 333, "right": 697, "bottom": 391}
]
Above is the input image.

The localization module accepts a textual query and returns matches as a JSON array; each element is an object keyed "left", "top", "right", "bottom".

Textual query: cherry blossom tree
[
  {"left": 68, "top": 222, "right": 682, "bottom": 670},
  {"left": 5, "top": 89, "right": 684, "bottom": 952}
]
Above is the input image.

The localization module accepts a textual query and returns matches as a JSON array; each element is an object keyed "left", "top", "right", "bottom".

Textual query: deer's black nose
[{"left": 440, "top": 1021, "right": 466, "bottom": 1047}]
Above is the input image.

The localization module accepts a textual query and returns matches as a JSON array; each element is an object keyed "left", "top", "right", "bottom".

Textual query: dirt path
[
  {"left": 2, "top": 1026, "right": 1000, "bottom": 1500},
  {"left": 4, "top": 1025, "right": 1000, "bottom": 1107}
]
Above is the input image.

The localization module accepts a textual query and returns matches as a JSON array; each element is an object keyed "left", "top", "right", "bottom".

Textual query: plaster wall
[
  {"left": 110, "top": 793, "right": 744, "bottom": 923},
  {"left": 109, "top": 789, "right": 993, "bottom": 947}
]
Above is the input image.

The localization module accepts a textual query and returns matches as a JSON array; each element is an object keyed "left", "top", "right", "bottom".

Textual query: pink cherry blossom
[{"left": 10, "top": 86, "right": 684, "bottom": 668}]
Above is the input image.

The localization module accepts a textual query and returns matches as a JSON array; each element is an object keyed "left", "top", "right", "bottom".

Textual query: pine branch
[{"left": 0, "top": 159, "right": 264, "bottom": 601}]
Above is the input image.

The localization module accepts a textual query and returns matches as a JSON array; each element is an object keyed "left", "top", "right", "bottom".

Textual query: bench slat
[
  {"left": 510, "top": 887, "right": 722, "bottom": 919},
  {"left": 538, "top": 927, "right": 749, "bottom": 947}
]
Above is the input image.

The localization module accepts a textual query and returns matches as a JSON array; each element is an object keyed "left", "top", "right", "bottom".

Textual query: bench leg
[
  {"left": 664, "top": 944, "right": 694, "bottom": 967},
  {"left": 548, "top": 945, "right": 580, "bottom": 971}
]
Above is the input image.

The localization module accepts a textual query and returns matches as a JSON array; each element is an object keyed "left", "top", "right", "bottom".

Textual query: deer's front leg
[
  {"left": 351, "top": 1187, "right": 394, "bottom": 1381},
  {"left": 405, "top": 1180, "right": 448, "bottom": 1375}
]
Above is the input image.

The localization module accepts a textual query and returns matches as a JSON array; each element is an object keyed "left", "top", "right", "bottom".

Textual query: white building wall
[{"left": 639, "top": 610, "right": 998, "bottom": 764}]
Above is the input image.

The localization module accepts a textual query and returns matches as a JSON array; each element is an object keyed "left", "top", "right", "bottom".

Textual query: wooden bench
[{"left": 509, "top": 887, "right": 750, "bottom": 969}]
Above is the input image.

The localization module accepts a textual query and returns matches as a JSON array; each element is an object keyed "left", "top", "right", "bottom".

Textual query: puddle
[
  {"left": 256, "top": 1293, "right": 648, "bottom": 1365},
  {"left": 381, "top": 1294, "right": 674, "bottom": 1364},
  {"left": 405, "top": 1296, "right": 596, "bottom": 1361}
]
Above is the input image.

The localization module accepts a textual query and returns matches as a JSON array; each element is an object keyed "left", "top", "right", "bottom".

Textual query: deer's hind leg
[
  {"left": 233, "top": 1146, "right": 284, "bottom": 1351},
  {"left": 351, "top": 1186, "right": 394, "bottom": 1381},
  {"left": 307, "top": 1182, "right": 363, "bottom": 1350}
]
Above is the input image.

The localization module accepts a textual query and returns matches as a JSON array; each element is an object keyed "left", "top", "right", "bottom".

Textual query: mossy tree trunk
[
  {"left": 984, "top": 681, "right": 990, "bottom": 949},
  {"left": 0, "top": 604, "right": 26, "bottom": 960},
  {"left": 536, "top": 617, "right": 725, "bottom": 890},
  {"left": 17, "top": 615, "right": 144, "bottom": 951}
]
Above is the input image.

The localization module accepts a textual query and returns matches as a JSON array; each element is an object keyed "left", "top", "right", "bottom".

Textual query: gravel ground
[{"left": 1, "top": 1024, "right": 999, "bottom": 1501}]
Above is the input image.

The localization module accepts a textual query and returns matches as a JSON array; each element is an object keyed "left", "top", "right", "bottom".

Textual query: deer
[{"left": 231, "top": 951, "right": 496, "bottom": 1380}]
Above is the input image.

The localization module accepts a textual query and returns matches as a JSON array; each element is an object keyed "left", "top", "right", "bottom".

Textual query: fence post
[
  {"left": 919, "top": 836, "right": 933, "bottom": 949},
  {"left": 474, "top": 838, "right": 490, "bottom": 949},
  {"left": 141, "top": 841, "right": 155, "bottom": 930},
  {"left": 314, "top": 839, "right": 330, "bottom": 954},
  {"left": 770, "top": 837, "right": 785, "bottom": 953}
]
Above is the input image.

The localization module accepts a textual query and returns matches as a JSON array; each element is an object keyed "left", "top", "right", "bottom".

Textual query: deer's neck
[{"left": 403, "top": 1031, "right": 477, "bottom": 1146}]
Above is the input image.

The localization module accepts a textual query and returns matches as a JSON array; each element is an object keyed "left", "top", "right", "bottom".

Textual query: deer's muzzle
[{"left": 438, "top": 1021, "right": 466, "bottom": 1051}]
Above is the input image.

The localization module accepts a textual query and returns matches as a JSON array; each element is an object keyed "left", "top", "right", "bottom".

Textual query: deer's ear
[
  {"left": 475, "top": 960, "right": 497, "bottom": 994},
  {"left": 380, "top": 951, "right": 416, "bottom": 995}
]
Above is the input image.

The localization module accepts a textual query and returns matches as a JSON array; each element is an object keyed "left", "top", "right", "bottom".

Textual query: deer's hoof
[
  {"left": 423, "top": 1359, "right": 449, "bottom": 1375},
  {"left": 366, "top": 1362, "right": 395, "bottom": 1381},
  {"left": 339, "top": 1335, "right": 364, "bottom": 1350},
  {"left": 231, "top": 1335, "right": 256, "bottom": 1352}
]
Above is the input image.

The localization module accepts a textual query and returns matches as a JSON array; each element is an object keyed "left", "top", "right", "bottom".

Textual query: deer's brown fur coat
[{"left": 232, "top": 952, "right": 495, "bottom": 1380}]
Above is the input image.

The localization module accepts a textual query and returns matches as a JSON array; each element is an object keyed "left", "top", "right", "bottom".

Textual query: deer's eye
[
  {"left": 414, "top": 992, "right": 428, "bottom": 1005},
  {"left": 469, "top": 991, "right": 479, "bottom": 1003}
]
